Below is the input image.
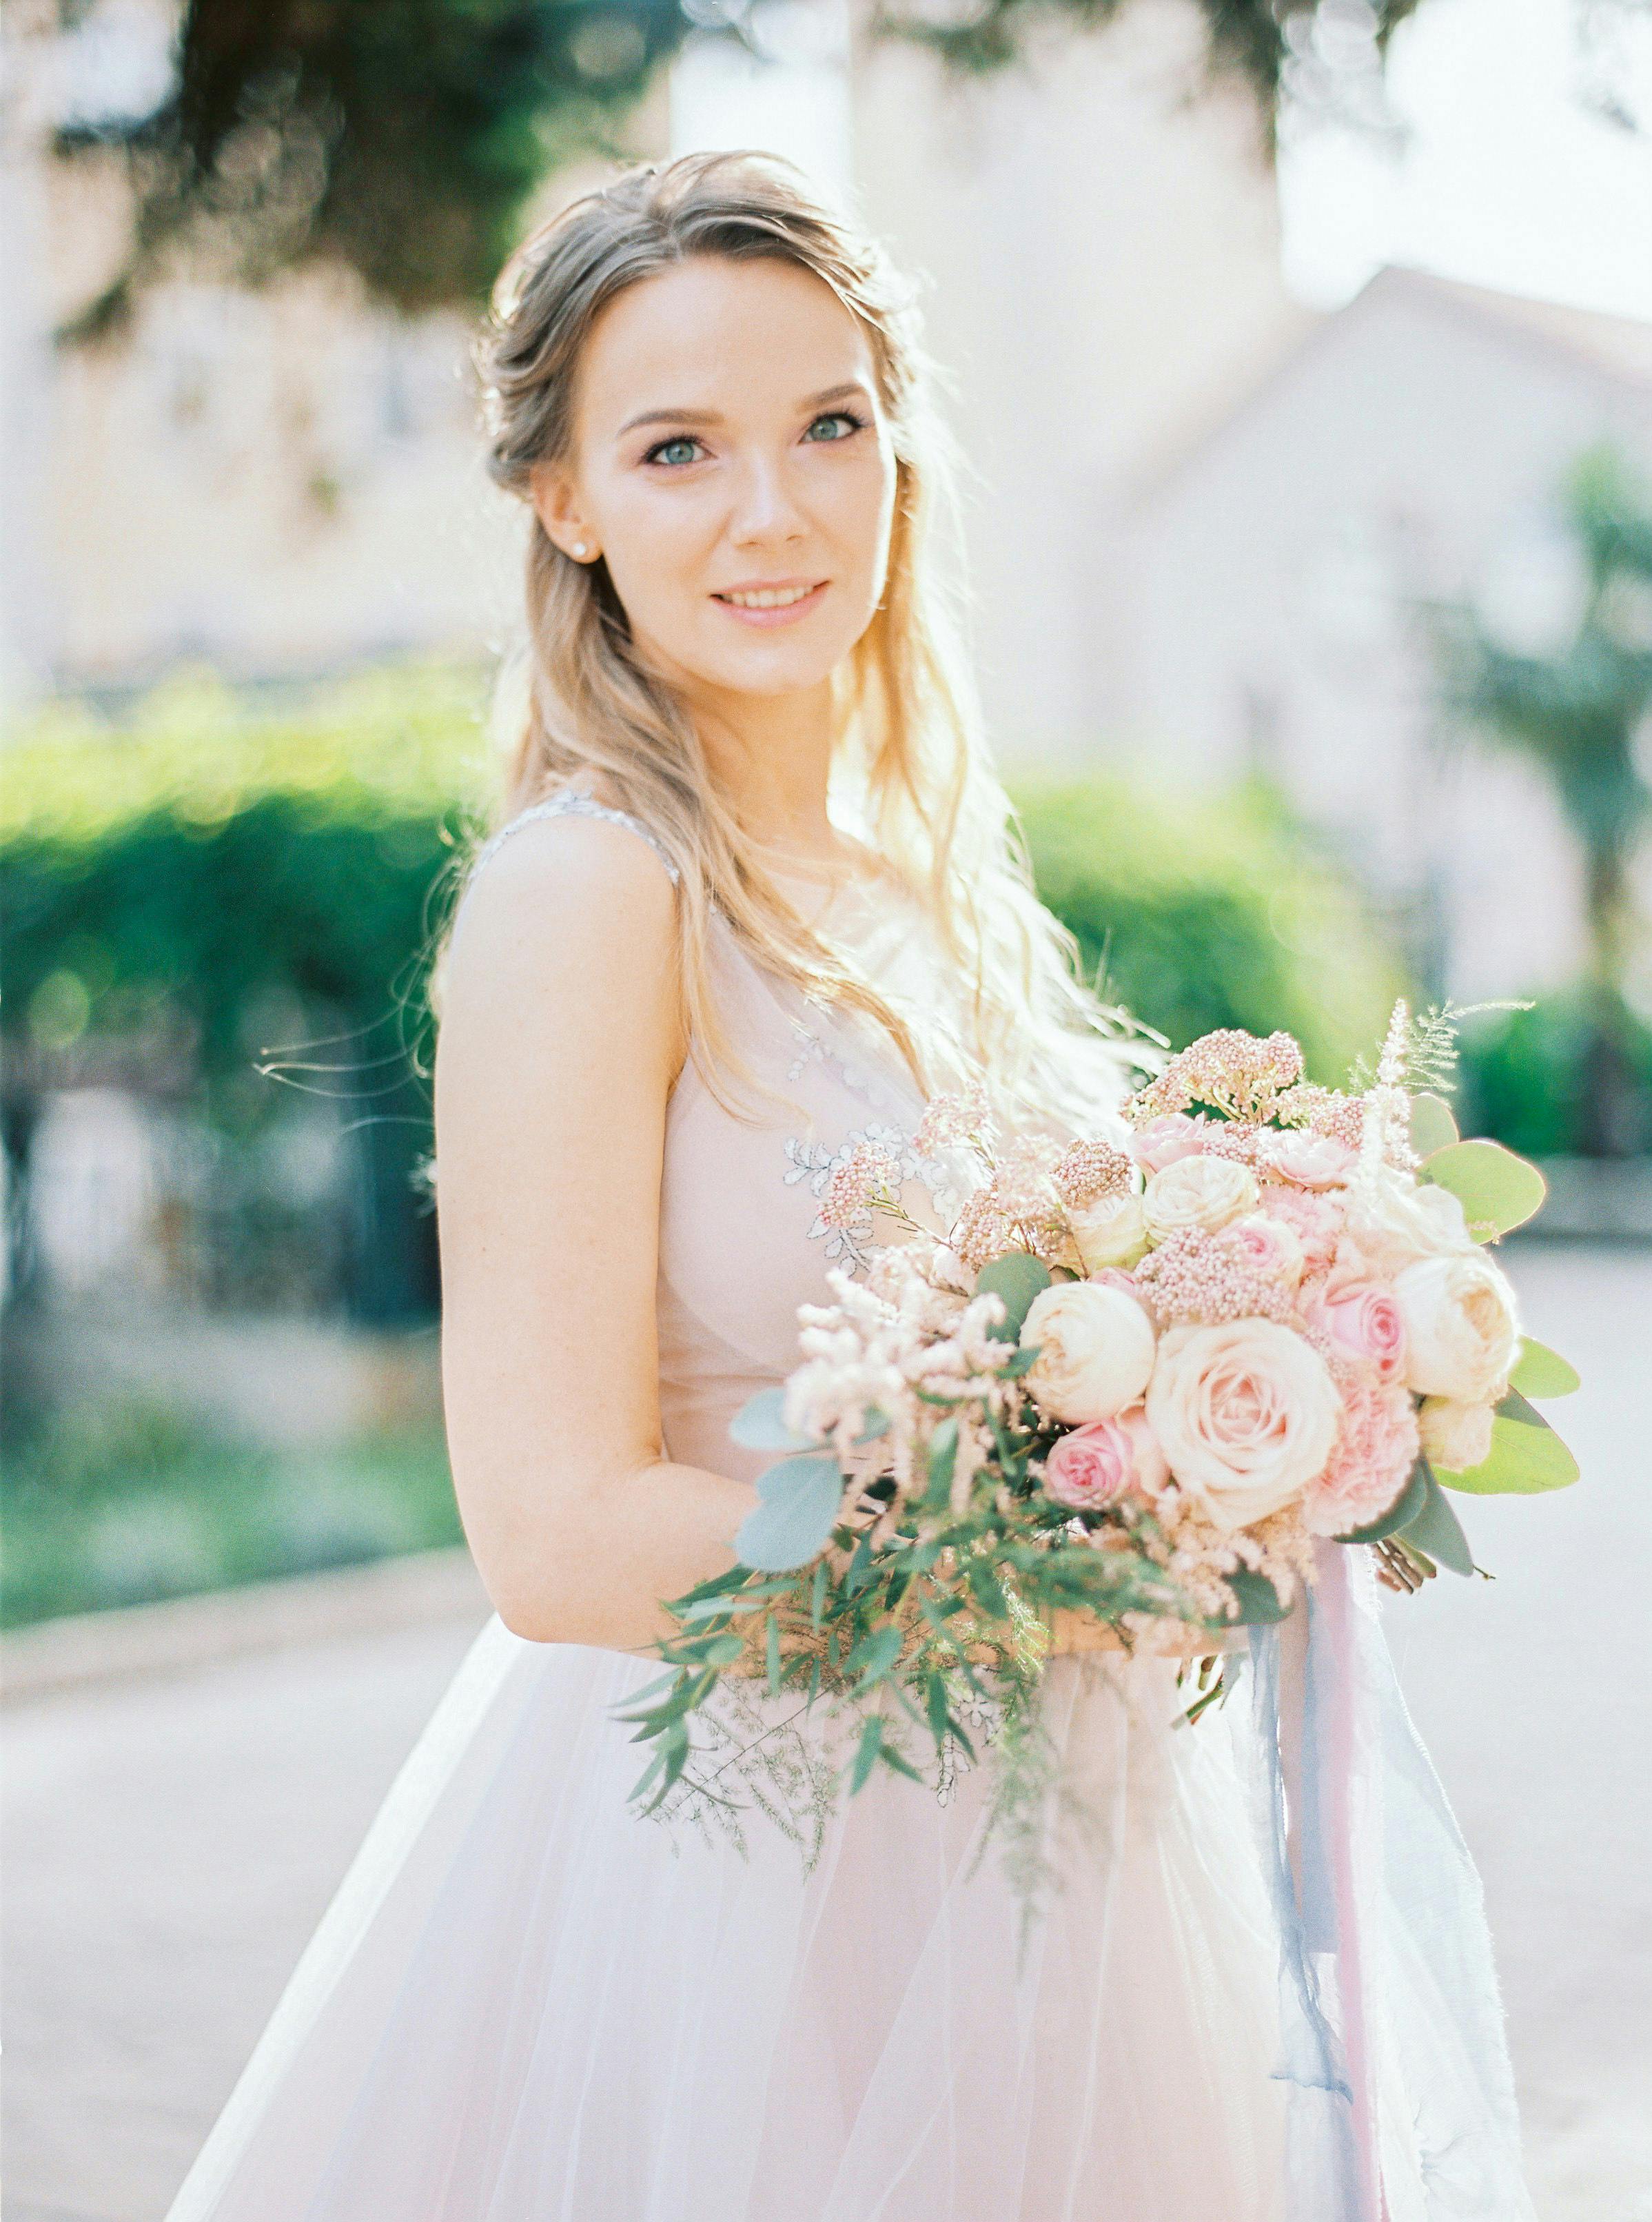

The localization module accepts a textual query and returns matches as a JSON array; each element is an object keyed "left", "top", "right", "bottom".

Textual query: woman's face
[{"left": 531, "top": 254, "right": 898, "bottom": 711}]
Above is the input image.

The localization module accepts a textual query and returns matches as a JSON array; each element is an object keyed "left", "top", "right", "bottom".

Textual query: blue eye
[
  {"left": 644, "top": 434, "right": 704, "bottom": 468},
  {"left": 641, "top": 410, "right": 869, "bottom": 469}
]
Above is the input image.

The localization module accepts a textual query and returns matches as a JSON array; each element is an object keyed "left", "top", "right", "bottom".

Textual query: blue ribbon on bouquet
[
  {"left": 1249, "top": 1542, "right": 1385, "bottom": 2221},
  {"left": 1245, "top": 1541, "right": 1537, "bottom": 2222}
]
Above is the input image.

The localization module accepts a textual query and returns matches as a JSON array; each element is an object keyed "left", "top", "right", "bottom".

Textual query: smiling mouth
[{"left": 712, "top": 581, "right": 828, "bottom": 611}]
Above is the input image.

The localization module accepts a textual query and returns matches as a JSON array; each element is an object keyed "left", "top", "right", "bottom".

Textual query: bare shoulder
[{"left": 438, "top": 808, "right": 685, "bottom": 1088}]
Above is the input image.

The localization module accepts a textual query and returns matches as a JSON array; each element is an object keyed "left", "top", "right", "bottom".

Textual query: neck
[{"left": 689, "top": 678, "right": 844, "bottom": 866}]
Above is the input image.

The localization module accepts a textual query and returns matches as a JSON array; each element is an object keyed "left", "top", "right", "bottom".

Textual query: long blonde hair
[{"left": 452, "top": 147, "right": 1135, "bottom": 1134}]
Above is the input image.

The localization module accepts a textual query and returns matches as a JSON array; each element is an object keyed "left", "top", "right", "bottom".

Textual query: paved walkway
[{"left": 4, "top": 1243, "right": 1649, "bottom": 2222}]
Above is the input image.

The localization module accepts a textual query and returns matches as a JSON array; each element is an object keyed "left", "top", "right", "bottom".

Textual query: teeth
[{"left": 720, "top": 584, "right": 815, "bottom": 609}]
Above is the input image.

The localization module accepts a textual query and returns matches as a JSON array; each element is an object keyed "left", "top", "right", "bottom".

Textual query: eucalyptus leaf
[
  {"left": 975, "top": 1251, "right": 1053, "bottom": 1342},
  {"left": 735, "top": 1453, "right": 845, "bottom": 1571},
  {"left": 1494, "top": 1386, "right": 1551, "bottom": 1430},
  {"left": 1335, "top": 1456, "right": 1429, "bottom": 1545},
  {"left": 1396, "top": 1464, "right": 1475, "bottom": 1577},
  {"left": 1408, "top": 1091, "right": 1460, "bottom": 1157},
  {"left": 1420, "top": 1139, "right": 1547, "bottom": 1240},
  {"left": 1436, "top": 1414, "right": 1580, "bottom": 1496},
  {"left": 1225, "top": 1570, "right": 1292, "bottom": 1624},
  {"left": 1509, "top": 1338, "right": 1582, "bottom": 1398},
  {"left": 729, "top": 1387, "right": 815, "bottom": 1453}
]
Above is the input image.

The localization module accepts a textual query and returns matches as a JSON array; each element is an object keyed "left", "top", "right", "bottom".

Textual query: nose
[{"left": 728, "top": 448, "right": 808, "bottom": 547}]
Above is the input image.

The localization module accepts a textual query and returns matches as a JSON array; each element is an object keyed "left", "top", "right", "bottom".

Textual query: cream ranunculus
[
  {"left": 1341, "top": 1168, "right": 1476, "bottom": 1279},
  {"left": 1145, "top": 1318, "right": 1342, "bottom": 1528},
  {"left": 1394, "top": 1253, "right": 1520, "bottom": 1403},
  {"left": 1141, "top": 1154, "right": 1259, "bottom": 1243},
  {"left": 1068, "top": 1192, "right": 1152, "bottom": 1272},
  {"left": 1020, "top": 1281, "right": 1158, "bottom": 1425},
  {"left": 1418, "top": 1394, "right": 1496, "bottom": 1473}
]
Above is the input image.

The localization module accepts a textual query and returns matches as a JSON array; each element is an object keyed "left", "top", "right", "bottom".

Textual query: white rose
[
  {"left": 1418, "top": 1396, "right": 1496, "bottom": 1473},
  {"left": 1068, "top": 1192, "right": 1152, "bottom": 1272},
  {"left": 1142, "top": 1155, "right": 1260, "bottom": 1243},
  {"left": 1342, "top": 1168, "right": 1476, "bottom": 1280},
  {"left": 1145, "top": 1318, "right": 1342, "bottom": 1529},
  {"left": 1020, "top": 1282, "right": 1158, "bottom": 1424},
  {"left": 1394, "top": 1253, "right": 1520, "bottom": 1403}
]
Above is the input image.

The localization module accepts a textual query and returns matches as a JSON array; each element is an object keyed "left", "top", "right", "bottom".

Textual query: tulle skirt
[{"left": 165, "top": 1607, "right": 1533, "bottom": 2221}]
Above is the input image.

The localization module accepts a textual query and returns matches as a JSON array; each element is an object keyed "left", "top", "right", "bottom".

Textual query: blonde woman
[{"left": 166, "top": 152, "right": 1535, "bottom": 2220}]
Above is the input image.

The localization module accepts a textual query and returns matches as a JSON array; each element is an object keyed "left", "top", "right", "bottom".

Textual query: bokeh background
[{"left": 2, "top": 1, "right": 1650, "bottom": 2216}]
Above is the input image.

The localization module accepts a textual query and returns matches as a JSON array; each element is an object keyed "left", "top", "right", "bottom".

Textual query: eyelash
[{"left": 640, "top": 409, "right": 870, "bottom": 469}]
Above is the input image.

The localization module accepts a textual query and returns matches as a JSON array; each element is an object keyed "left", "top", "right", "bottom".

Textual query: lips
[{"left": 711, "top": 579, "right": 830, "bottom": 627}]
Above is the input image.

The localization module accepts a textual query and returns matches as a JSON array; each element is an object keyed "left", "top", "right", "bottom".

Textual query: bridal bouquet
[{"left": 620, "top": 1003, "right": 1580, "bottom": 1886}]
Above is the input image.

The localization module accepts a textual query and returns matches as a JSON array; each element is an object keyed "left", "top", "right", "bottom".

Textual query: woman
[{"left": 167, "top": 150, "right": 1534, "bottom": 2220}]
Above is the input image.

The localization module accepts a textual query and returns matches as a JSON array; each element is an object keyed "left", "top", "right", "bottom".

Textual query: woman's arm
[{"left": 433, "top": 815, "right": 757, "bottom": 1651}]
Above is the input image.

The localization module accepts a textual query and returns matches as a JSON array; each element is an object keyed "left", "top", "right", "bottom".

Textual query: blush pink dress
[{"left": 164, "top": 793, "right": 1535, "bottom": 2222}]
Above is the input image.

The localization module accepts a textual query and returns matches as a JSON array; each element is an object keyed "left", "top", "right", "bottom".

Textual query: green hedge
[
  {"left": 3, "top": 660, "right": 1399, "bottom": 1093},
  {"left": 2, "top": 662, "right": 493, "bottom": 1094},
  {"left": 1012, "top": 779, "right": 1402, "bottom": 1085},
  {"left": 1457, "top": 993, "right": 1652, "bottom": 1159}
]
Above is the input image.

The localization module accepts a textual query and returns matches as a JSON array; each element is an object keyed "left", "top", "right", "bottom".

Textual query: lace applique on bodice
[{"left": 456, "top": 790, "right": 977, "bottom": 1487}]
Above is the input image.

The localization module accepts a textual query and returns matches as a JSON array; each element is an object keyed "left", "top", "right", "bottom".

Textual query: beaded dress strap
[{"left": 465, "top": 791, "right": 681, "bottom": 894}]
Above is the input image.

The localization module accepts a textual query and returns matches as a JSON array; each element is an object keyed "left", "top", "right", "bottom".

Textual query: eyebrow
[{"left": 616, "top": 381, "right": 873, "bottom": 438}]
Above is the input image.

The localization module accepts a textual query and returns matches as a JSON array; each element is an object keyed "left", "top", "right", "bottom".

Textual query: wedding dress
[{"left": 165, "top": 792, "right": 1536, "bottom": 2221}]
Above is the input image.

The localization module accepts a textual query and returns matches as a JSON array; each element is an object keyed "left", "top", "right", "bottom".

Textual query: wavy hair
[{"left": 442, "top": 147, "right": 1136, "bottom": 1134}]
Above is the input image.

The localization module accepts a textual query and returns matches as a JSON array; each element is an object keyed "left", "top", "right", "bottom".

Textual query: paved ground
[{"left": 4, "top": 1241, "right": 1649, "bottom": 2222}]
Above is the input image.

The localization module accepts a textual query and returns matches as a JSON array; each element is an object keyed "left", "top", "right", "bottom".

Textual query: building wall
[
  {"left": 1105, "top": 271, "right": 1652, "bottom": 998},
  {"left": 848, "top": 0, "right": 1307, "bottom": 772}
]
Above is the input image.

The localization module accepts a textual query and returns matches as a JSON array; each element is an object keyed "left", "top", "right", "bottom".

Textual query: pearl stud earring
[{"left": 571, "top": 541, "right": 589, "bottom": 558}]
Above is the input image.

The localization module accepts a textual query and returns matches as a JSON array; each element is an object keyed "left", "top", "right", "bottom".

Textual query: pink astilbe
[
  {"left": 1052, "top": 1138, "right": 1134, "bottom": 1208},
  {"left": 914, "top": 1081, "right": 995, "bottom": 1156},
  {"left": 1132, "top": 1225, "right": 1298, "bottom": 1326},
  {"left": 948, "top": 1135, "right": 1073, "bottom": 1271},
  {"left": 1128, "top": 1028, "right": 1305, "bottom": 1125},
  {"left": 820, "top": 1141, "right": 904, "bottom": 1232},
  {"left": 1275, "top": 1084, "right": 1367, "bottom": 1151}
]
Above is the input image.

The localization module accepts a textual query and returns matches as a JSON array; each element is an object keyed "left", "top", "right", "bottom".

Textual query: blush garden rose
[
  {"left": 1145, "top": 1318, "right": 1343, "bottom": 1529},
  {"left": 1020, "top": 1281, "right": 1157, "bottom": 1424}
]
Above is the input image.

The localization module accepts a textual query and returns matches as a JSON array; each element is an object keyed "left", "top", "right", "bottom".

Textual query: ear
[{"left": 529, "top": 461, "right": 596, "bottom": 562}]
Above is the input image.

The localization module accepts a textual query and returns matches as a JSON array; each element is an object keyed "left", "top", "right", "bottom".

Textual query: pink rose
[
  {"left": 1145, "top": 1319, "right": 1342, "bottom": 1528},
  {"left": 1264, "top": 1130, "right": 1358, "bottom": 1190},
  {"left": 1305, "top": 1275, "right": 1407, "bottom": 1383},
  {"left": 1303, "top": 1380, "right": 1420, "bottom": 1537},
  {"left": 1131, "top": 1112, "right": 1212, "bottom": 1175},
  {"left": 1225, "top": 1210, "right": 1305, "bottom": 1285},
  {"left": 1041, "top": 1406, "right": 1168, "bottom": 1511},
  {"left": 1255, "top": 1183, "right": 1343, "bottom": 1271}
]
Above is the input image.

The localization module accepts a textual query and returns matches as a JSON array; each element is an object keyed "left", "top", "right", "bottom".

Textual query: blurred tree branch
[{"left": 42, "top": 0, "right": 1448, "bottom": 340}]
